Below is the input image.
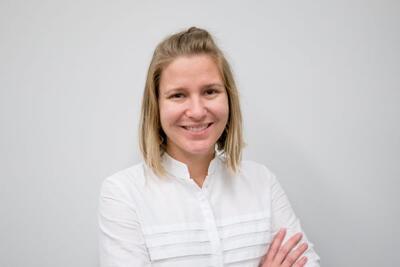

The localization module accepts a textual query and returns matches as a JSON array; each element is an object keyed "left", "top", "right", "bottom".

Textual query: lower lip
[{"left": 181, "top": 123, "right": 213, "bottom": 137}]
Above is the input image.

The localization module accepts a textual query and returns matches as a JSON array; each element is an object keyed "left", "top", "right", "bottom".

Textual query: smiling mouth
[{"left": 181, "top": 123, "right": 213, "bottom": 132}]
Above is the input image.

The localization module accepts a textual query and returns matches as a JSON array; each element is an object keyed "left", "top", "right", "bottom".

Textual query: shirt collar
[{"left": 161, "top": 152, "right": 222, "bottom": 180}]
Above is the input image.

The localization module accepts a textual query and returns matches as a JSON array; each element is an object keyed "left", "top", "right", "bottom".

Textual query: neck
[{"left": 166, "top": 147, "right": 214, "bottom": 187}]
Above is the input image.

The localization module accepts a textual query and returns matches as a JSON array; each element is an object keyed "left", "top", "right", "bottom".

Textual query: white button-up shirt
[{"left": 98, "top": 153, "right": 320, "bottom": 266}]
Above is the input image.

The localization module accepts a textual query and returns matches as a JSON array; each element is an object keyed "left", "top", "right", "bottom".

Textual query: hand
[{"left": 261, "top": 228, "right": 308, "bottom": 267}]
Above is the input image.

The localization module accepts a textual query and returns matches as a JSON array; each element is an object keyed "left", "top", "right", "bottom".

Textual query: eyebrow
[
  {"left": 204, "top": 83, "right": 224, "bottom": 89},
  {"left": 162, "top": 83, "right": 225, "bottom": 96}
]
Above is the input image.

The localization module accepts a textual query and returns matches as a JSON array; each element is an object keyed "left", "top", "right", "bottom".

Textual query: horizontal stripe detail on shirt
[
  {"left": 145, "top": 229, "right": 209, "bottom": 248},
  {"left": 146, "top": 238, "right": 212, "bottom": 261}
]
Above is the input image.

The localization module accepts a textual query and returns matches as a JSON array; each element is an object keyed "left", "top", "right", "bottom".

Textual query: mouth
[{"left": 181, "top": 123, "right": 213, "bottom": 132}]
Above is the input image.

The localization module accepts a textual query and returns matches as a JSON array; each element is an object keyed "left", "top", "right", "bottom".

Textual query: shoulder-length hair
[{"left": 139, "top": 26, "right": 244, "bottom": 176}]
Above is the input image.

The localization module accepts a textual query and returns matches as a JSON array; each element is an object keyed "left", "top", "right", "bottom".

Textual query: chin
[{"left": 183, "top": 143, "right": 215, "bottom": 156}]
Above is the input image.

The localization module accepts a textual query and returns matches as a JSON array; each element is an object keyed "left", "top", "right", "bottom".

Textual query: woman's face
[{"left": 158, "top": 54, "right": 229, "bottom": 159}]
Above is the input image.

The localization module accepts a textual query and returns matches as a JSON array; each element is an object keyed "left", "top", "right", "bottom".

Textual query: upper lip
[{"left": 181, "top": 123, "right": 213, "bottom": 127}]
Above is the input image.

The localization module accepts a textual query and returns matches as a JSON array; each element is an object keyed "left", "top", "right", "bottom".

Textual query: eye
[
  {"left": 204, "top": 89, "right": 218, "bottom": 96},
  {"left": 168, "top": 93, "right": 185, "bottom": 99}
]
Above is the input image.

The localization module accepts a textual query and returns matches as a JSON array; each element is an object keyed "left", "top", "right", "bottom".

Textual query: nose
[{"left": 185, "top": 96, "right": 207, "bottom": 120}]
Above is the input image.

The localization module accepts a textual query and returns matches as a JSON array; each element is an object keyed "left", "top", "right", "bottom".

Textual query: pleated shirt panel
[{"left": 98, "top": 154, "right": 320, "bottom": 267}]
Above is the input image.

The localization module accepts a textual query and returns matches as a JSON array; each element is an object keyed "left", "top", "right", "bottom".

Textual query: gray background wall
[{"left": 1, "top": 1, "right": 399, "bottom": 266}]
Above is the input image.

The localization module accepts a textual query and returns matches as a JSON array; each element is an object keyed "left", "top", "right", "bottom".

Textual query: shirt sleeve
[
  {"left": 98, "top": 176, "right": 151, "bottom": 267},
  {"left": 269, "top": 170, "right": 321, "bottom": 267}
]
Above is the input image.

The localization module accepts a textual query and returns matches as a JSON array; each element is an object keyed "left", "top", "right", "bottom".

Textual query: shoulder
[
  {"left": 238, "top": 159, "right": 277, "bottom": 186},
  {"left": 240, "top": 159, "right": 274, "bottom": 177},
  {"left": 100, "top": 162, "right": 148, "bottom": 198}
]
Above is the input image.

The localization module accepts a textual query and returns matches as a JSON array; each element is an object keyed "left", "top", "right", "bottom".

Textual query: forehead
[{"left": 159, "top": 54, "right": 223, "bottom": 91}]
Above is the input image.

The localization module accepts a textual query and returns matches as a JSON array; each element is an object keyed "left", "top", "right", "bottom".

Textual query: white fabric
[{"left": 98, "top": 153, "right": 320, "bottom": 267}]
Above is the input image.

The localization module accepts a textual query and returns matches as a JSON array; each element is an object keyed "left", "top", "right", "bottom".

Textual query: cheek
[
  {"left": 216, "top": 97, "right": 229, "bottom": 123},
  {"left": 158, "top": 102, "right": 168, "bottom": 130},
  {"left": 159, "top": 103, "right": 181, "bottom": 128}
]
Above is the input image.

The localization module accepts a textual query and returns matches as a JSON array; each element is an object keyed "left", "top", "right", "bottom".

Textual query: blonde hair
[{"left": 139, "top": 26, "right": 244, "bottom": 176}]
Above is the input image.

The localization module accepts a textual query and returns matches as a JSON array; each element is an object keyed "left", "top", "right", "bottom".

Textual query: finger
[
  {"left": 282, "top": 242, "right": 308, "bottom": 267},
  {"left": 293, "top": 256, "right": 308, "bottom": 267},
  {"left": 273, "top": 232, "right": 303, "bottom": 264},
  {"left": 262, "top": 228, "right": 287, "bottom": 266}
]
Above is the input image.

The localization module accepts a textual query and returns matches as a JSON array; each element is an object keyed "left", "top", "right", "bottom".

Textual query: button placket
[{"left": 197, "top": 190, "right": 223, "bottom": 267}]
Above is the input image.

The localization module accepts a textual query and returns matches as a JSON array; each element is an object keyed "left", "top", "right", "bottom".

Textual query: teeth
[{"left": 184, "top": 124, "right": 209, "bottom": 132}]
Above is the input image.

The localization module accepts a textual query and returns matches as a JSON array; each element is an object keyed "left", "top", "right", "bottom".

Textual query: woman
[{"left": 98, "top": 27, "right": 320, "bottom": 267}]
